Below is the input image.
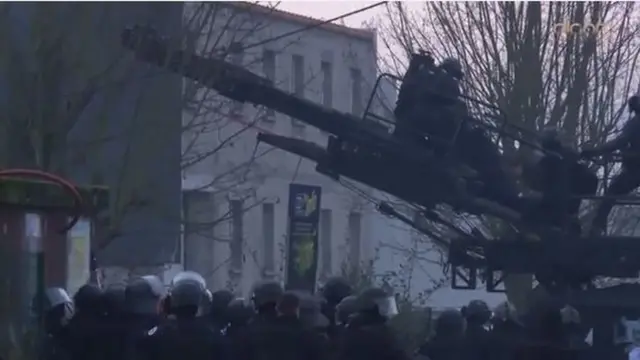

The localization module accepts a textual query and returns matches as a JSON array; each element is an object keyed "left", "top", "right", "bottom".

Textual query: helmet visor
[{"left": 375, "top": 296, "right": 398, "bottom": 318}]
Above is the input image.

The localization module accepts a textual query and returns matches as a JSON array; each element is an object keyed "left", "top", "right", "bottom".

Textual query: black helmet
[
  {"left": 335, "top": 295, "right": 358, "bottom": 325},
  {"left": 560, "top": 305, "right": 580, "bottom": 325},
  {"left": 629, "top": 95, "right": 640, "bottom": 113},
  {"left": 74, "top": 284, "right": 103, "bottom": 314},
  {"left": 439, "top": 58, "right": 463, "bottom": 79},
  {"left": 321, "top": 277, "right": 352, "bottom": 305},
  {"left": 251, "top": 280, "right": 284, "bottom": 309},
  {"left": 435, "top": 309, "right": 465, "bottom": 337},
  {"left": 356, "top": 287, "right": 398, "bottom": 319},
  {"left": 291, "top": 291, "right": 329, "bottom": 328},
  {"left": 227, "top": 297, "right": 254, "bottom": 325},
  {"left": 102, "top": 285, "right": 126, "bottom": 316},
  {"left": 493, "top": 301, "right": 519, "bottom": 323},
  {"left": 125, "top": 275, "right": 166, "bottom": 315},
  {"left": 462, "top": 299, "right": 491, "bottom": 324},
  {"left": 168, "top": 271, "right": 207, "bottom": 311},
  {"left": 211, "top": 290, "right": 234, "bottom": 313}
]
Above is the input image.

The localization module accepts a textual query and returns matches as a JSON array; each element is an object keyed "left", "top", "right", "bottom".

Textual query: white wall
[{"left": 181, "top": 4, "right": 380, "bottom": 296}]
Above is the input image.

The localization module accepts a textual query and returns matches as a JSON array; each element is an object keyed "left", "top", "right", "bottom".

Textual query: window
[
  {"left": 347, "top": 212, "right": 362, "bottom": 268},
  {"left": 262, "top": 203, "right": 275, "bottom": 276},
  {"left": 350, "top": 68, "right": 363, "bottom": 116},
  {"left": 229, "top": 42, "right": 244, "bottom": 117},
  {"left": 291, "top": 54, "right": 305, "bottom": 128},
  {"left": 320, "top": 209, "right": 333, "bottom": 279},
  {"left": 229, "top": 199, "right": 244, "bottom": 272},
  {"left": 321, "top": 61, "right": 333, "bottom": 108},
  {"left": 262, "top": 50, "right": 276, "bottom": 122}
]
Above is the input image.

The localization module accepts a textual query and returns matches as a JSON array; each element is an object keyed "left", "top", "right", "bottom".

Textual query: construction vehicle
[{"left": 121, "top": 25, "right": 640, "bottom": 352}]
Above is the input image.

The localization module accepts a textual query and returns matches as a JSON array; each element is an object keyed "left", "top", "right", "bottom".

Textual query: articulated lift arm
[{"left": 122, "top": 26, "right": 386, "bottom": 142}]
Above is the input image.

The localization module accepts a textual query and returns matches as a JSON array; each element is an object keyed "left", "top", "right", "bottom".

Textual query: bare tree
[
  {"left": 375, "top": 1, "right": 640, "bottom": 311},
  {"left": 0, "top": 1, "right": 304, "bottom": 356}
]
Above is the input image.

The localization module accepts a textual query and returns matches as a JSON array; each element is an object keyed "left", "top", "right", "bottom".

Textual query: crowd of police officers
[{"left": 30, "top": 269, "right": 628, "bottom": 360}]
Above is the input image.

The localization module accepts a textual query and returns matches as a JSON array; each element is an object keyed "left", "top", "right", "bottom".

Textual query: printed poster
[
  {"left": 286, "top": 183, "right": 321, "bottom": 292},
  {"left": 67, "top": 218, "right": 91, "bottom": 296}
]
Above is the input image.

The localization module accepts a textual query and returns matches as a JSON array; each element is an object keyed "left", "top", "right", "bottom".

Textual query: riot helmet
[
  {"left": 40, "top": 287, "right": 74, "bottom": 334},
  {"left": 277, "top": 291, "right": 300, "bottom": 317},
  {"left": 435, "top": 309, "right": 466, "bottom": 338},
  {"left": 102, "top": 285, "right": 126, "bottom": 317},
  {"left": 227, "top": 297, "right": 254, "bottom": 325},
  {"left": 560, "top": 305, "right": 580, "bottom": 325},
  {"left": 251, "top": 280, "right": 284, "bottom": 311},
  {"left": 292, "top": 291, "right": 329, "bottom": 328},
  {"left": 125, "top": 275, "right": 166, "bottom": 315},
  {"left": 170, "top": 270, "right": 206, "bottom": 288},
  {"left": 356, "top": 287, "right": 398, "bottom": 319},
  {"left": 629, "top": 94, "right": 640, "bottom": 113},
  {"left": 493, "top": 301, "right": 519, "bottom": 323},
  {"left": 321, "top": 277, "right": 352, "bottom": 306},
  {"left": 211, "top": 289, "right": 233, "bottom": 312},
  {"left": 439, "top": 58, "right": 463, "bottom": 80},
  {"left": 167, "top": 271, "right": 208, "bottom": 317},
  {"left": 462, "top": 299, "right": 491, "bottom": 325},
  {"left": 73, "top": 284, "right": 103, "bottom": 315},
  {"left": 335, "top": 295, "right": 357, "bottom": 326}
]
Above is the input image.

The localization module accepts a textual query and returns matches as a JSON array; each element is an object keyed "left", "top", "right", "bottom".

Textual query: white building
[
  {"left": 181, "top": 3, "right": 386, "bottom": 296},
  {"left": 180, "top": 2, "right": 505, "bottom": 308}
]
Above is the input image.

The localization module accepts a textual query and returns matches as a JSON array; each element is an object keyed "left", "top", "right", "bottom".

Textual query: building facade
[{"left": 181, "top": 3, "right": 393, "bottom": 295}]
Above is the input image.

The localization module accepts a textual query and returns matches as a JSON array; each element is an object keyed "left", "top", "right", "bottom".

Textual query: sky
[{"left": 273, "top": 1, "right": 386, "bottom": 29}]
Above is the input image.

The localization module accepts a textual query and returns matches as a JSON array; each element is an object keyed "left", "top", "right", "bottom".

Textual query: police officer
[
  {"left": 417, "top": 309, "right": 466, "bottom": 360},
  {"left": 491, "top": 301, "right": 525, "bottom": 360},
  {"left": 225, "top": 298, "right": 252, "bottom": 338},
  {"left": 233, "top": 289, "right": 328, "bottom": 360},
  {"left": 560, "top": 305, "right": 588, "bottom": 349},
  {"left": 39, "top": 287, "right": 75, "bottom": 360},
  {"left": 294, "top": 291, "right": 330, "bottom": 335},
  {"left": 521, "top": 127, "right": 598, "bottom": 232},
  {"left": 394, "top": 51, "right": 437, "bottom": 141},
  {"left": 135, "top": 271, "right": 227, "bottom": 360},
  {"left": 122, "top": 275, "right": 166, "bottom": 359},
  {"left": 66, "top": 284, "right": 105, "bottom": 360},
  {"left": 335, "top": 295, "right": 357, "bottom": 328},
  {"left": 320, "top": 277, "right": 352, "bottom": 334},
  {"left": 249, "top": 280, "right": 284, "bottom": 324},
  {"left": 100, "top": 285, "right": 127, "bottom": 360},
  {"left": 582, "top": 95, "right": 640, "bottom": 235},
  {"left": 461, "top": 300, "right": 493, "bottom": 360},
  {"left": 210, "top": 289, "right": 234, "bottom": 330},
  {"left": 339, "top": 287, "right": 408, "bottom": 360}
]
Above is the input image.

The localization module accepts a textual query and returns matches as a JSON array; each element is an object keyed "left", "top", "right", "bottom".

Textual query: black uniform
[
  {"left": 582, "top": 95, "right": 640, "bottom": 235},
  {"left": 210, "top": 290, "right": 234, "bottom": 330},
  {"left": 101, "top": 285, "right": 128, "bottom": 360},
  {"left": 320, "top": 277, "right": 353, "bottom": 338},
  {"left": 39, "top": 287, "right": 75, "bottom": 360},
  {"left": 233, "top": 312, "right": 328, "bottom": 360},
  {"left": 522, "top": 129, "right": 598, "bottom": 232},
  {"left": 339, "top": 288, "right": 408, "bottom": 360},
  {"left": 123, "top": 275, "right": 166, "bottom": 360},
  {"left": 136, "top": 271, "right": 227, "bottom": 360},
  {"left": 224, "top": 298, "right": 253, "bottom": 338},
  {"left": 462, "top": 300, "right": 493, "bottom": 360},
  {"left": 66, "top": 284, "right": 105, "bottom": 360},
  {"left": 418, "top": 309, "right": 466, "bottom": 360}
]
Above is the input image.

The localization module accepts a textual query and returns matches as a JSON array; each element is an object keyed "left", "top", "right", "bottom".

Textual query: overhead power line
[{"left": 237, "top": 1, "right": 387, "bottom": 52}]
